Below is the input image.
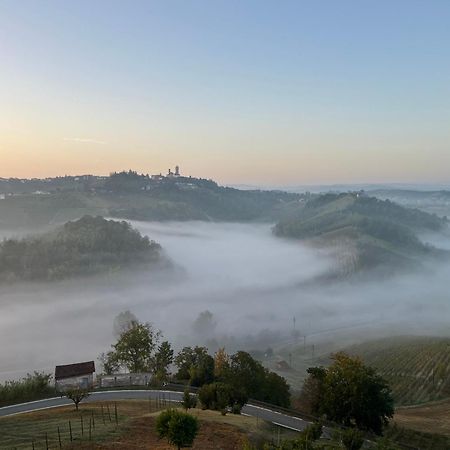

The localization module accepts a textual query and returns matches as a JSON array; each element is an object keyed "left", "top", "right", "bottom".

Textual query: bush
[
  {"left": 197, "top": 382, "right": 232, "bottom": 412},
  {"left": 156, "top": 409, "right": 199, "bottom": 449},
  {"left": 231, "top": 402, "right": 242, "bottom": 414},
  {"left": 341, "top": 428, "right": 364, "bottom": 450},
  {"left": 0, "top": 372, "right": 53, "bottom": 407},
  {"left": 302, "top": 422, "right": 323, "bottom": 441},
  {"left": 198, "top": 383, "right": 217, "bottom": 410},
  {"left": 278, "top": 422, "right": 323, "bottom": 450}
]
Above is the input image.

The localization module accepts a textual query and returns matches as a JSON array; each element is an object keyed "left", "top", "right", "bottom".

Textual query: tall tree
[
  {"left": 301, "top": 352, "right": 393, "bottom": 434},
  {"left": 192, "top": 310, "right": 216, "bottom": 337},
  {"left": 105, "top": 321, "right": 161, "bottom": 373},
  {"left": 113, "top": 310, "right": 138, "bottom": 338},
  {"left": 175, "top": 346, "right": 214, "bottom": 386},
  {"left": 154, "top": 340, "right": 174, "bottom": 381},
  {"left": 225, "top": 351, "right": 266, "bottom": 398},
  {"left": 214, "top": 348, "right": 229, "bottom": 380}
]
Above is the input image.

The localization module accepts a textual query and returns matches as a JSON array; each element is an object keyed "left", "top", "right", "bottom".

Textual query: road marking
[
  {"left": 0, "top": 403, "right": 72, "bottom": 417},
  {"left": 272, "top": 421, "right": 304, "bottom": 431},
  {"left": 247, "top": 404, "right": 307, "bottom": 422}
]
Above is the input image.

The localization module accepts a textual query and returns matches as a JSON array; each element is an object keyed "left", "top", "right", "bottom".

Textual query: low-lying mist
[{"left": 0, "top": 221, "right": 449, "bottom": 381}]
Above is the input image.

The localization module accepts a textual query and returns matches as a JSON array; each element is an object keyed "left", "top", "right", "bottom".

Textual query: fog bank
[{"left": 0, "top": 221, "right": 449, "bottom": 381}]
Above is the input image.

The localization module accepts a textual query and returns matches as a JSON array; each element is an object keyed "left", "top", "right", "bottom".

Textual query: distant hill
[
  {"left": 347, "top": 336, "right": 450, "bottom": 406},
  {"left": 274, "top": 193, "right": 448, "bottom": 275},
  {"left": 0, "top": 172, "right": 305, "bottom": 228},
  {"left": 0, "top": 216, "right": 161, "bottom": 282},
  {"left": 371, "top": 189, "right": 450, "bottom": 218}
]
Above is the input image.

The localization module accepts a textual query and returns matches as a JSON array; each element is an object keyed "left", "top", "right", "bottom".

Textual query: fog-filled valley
[
  {"left": 4, "top": 4, "right": 450, "bottom": 445},
  {"left": 1, "top": 219, "right": 449, "bottom": 383}
]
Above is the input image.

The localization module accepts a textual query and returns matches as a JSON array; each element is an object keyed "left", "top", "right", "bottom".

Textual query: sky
[{"left": 1, "top": 0, "right": 450, "bottom": 186}]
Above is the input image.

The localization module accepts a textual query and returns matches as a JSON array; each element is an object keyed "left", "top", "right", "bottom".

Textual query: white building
[{"left": 55, "top": 361, "right": 95, "bottom": 390}]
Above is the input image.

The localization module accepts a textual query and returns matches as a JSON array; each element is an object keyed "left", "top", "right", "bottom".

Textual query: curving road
[{"left": 0, "top": 390, "right": 313, "bottom": 433}]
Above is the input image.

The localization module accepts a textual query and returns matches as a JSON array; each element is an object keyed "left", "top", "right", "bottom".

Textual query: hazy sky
[{"left": 1, "top": 1, "right": 449, "bottom": 185}]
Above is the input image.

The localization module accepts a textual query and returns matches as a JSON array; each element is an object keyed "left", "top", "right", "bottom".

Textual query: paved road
[{"left": 0, "top": 390, "right": 312, "bottom": 433}]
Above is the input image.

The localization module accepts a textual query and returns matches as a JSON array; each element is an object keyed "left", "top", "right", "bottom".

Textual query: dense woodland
[{"left": 0, "top": 216, "right": 161, "bottom": 282}]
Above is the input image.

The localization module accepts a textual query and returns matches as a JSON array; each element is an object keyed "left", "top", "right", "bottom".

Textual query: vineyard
[{"left": 347, "top": 336, "right": 450, "bottom": 406}]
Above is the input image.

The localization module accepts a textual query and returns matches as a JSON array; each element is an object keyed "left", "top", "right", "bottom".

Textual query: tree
[
  {"left": 99, "top": 351, "right": 120, "bottom": 375},
  {"left": 295, "top": 367, "right": 326, "bottom": 415},
  {"left": 64, "top": 387, "right": 90, "bottom": 411},
  {"left": 113, "top": 310, "right": 138, "bottom": 338},
  {"left": 224, "top": 351, "right": 266, "bottom": 399},
  {"left": 175, "top": 346, "right": 214, "bottom": 386},
  {"left": 154, "top": 341, "right": 174, "bottom": 382},
  {"left": 214, "top": 348, "right": 229, "bottom": 380},
  {"left": 262, "top": 371, "right": 291, "bottom": 408},
  {"left": 192, "top": 310, "right": 216, "bottom": 337},
  {"left": 182, "top": 388, "right": 197, "bottom": 410},
  {"left": 156, "top": 409, "right": 199, "bottom": 449},
  {"left": 301, "top": 352, "right": 394, "bottom": 434},
  {"left": 104, "top": 321, "right": 161, "bottom": 373}
]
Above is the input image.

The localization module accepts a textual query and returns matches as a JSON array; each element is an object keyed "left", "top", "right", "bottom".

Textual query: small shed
[{"left": 55, "top": 361, "right": 95, "bottom": 390}]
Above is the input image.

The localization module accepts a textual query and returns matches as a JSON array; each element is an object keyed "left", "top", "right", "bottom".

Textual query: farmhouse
[{"left": 55, "top": 361, "right": 95, "bottom": 390}]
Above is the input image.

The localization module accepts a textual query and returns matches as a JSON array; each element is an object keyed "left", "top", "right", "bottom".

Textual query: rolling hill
[
  {"left": 0, "top": 172, "right": 304, "bottom": 229},
  {"left": 0, "top": 216, "right": 162, "bottom": 282},
  {"left": 274, "top": 193, "right": 449, "bottom": 275}
]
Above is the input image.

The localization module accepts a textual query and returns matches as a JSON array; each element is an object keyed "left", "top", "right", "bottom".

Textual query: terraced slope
[{"left": 348, "top": 336, "right": 450, "bottom": 406}]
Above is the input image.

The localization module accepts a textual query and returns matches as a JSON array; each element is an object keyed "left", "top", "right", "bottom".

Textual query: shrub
[
  {"left": 156, "top": 409, "right": 199, "bottom": 449},
  {"left": 0, "top": 372, "right": 53, "bottom": 407},
  {"left": 231, "top": 402, "right": 242, "bottom": 414},
  {"left": 341, "top": 428, "right": 364, "bottom": 450},
  {"left": 198, "top": 383, "right": 216, "bottom": 409},
  {"left": 302, "top": 422, "right": 323, "bottom": 441},
  {"left": 181, "top": 388, "right": 197, "bottom": 410}
]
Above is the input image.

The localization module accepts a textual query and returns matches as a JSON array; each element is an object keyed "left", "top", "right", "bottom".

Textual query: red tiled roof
[{"left": 55, "top": 361, "right": 95, "bottom": 380}]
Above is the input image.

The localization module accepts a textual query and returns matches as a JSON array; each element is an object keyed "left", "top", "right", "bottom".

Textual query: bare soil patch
[{"left": 394, "top": 398, "right": 450, "bottom": 437}]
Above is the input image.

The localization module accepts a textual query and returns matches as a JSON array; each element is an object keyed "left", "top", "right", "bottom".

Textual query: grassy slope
[{"left": 0, "top": 401, "right": 296, "bottom": 449}]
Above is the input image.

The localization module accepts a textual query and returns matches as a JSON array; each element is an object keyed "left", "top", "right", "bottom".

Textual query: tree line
[
  {"left": 100, "top": 312, "right": 394, "bottom": 437},
  {"left": 100, "top": 312, "right": 291, "bottom": 410}
]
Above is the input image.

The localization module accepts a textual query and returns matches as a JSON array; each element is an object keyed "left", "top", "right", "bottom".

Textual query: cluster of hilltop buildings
[{"left": 150, "top": 165, "right": 182, "bottom": 181}]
